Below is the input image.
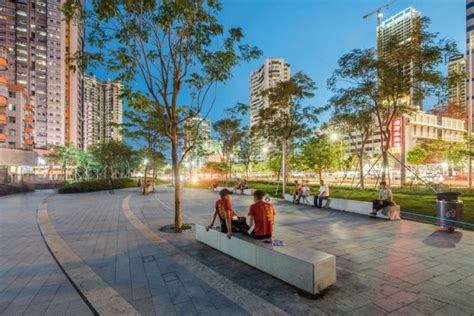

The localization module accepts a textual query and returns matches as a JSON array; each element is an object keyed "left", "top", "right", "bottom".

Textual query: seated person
[
  {"left": 211, "top": 178, "right": 219, "bottom": 191},
  {"left": 292, "top": 181, "right": 302, "bottom": 203},
  {"left": 299, "top": 183, "right": 310, "bottom": 204},
  {"left": 239, "top": 180, "right": 249, "bottom": 194},
  {"left": 233, "top": 180, "right": 241, "bottom": 193},
  {"left": 206, "top": 189, "right": 236, "bottom": 239},
  {"left": 370, "top": 181, "right": 395, "bottom": 217},
  {"left": 314, "top": 180, "right": 329, "bottom": 208},
  {"left": 247, "top": 190, "right": 276, "bottom": 239}
]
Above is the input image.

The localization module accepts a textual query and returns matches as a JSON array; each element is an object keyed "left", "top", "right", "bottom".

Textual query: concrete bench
[
  {"left": 195, "top": 224, "right": 336, "bottom": 295},
  {"left": 284, "top": 194, "right": 400, "bottom": 220},
  {"left": 215, "top": 186, "right": 254, "bottom": 196}
]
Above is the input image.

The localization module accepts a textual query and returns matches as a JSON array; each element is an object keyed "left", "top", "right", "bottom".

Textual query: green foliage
[
  {"left": 202, "top": 161, "right": 227, "bottom": 175},
  {"left": 301, "top": 134, "right": 342, "bottom": 179},
  {"left": 213, "top": 103, "right": 248, "bottom": 178},
  {"left": 90, "top": 140, "right": 137, "bottom": 179},
  {"left": 447, "top": 143, "right": 467, "bottom": 166},
  {"left": 407, "top": 145, "right": 427, "bottom": 166},
  {"left": 255, "top": 71, "right": 321, "bottom": 146},
  {"left": 58, "top": 178, "right": 138, "bottom": 194},
  {"left": 63, "top": 0, "right": 261, "bottom": 228},
  {"left": 328, "top": 18, "right": 458, "bottom": 180}
]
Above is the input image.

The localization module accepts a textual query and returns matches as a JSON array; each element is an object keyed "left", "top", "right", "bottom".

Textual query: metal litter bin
[{"left": 436, "top": 192, "right": 463, "bottom": 231}]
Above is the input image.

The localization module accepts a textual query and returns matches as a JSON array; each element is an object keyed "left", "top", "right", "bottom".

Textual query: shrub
[
  {"left": 58, "top": 178, "right": 138, "bottom": 194},
  {"left": 0, "top": 184, "right": 34, "bottom": 197}
]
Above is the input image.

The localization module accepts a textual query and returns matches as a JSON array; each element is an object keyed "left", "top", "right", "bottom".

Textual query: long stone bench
[
  {"left": 195, "top": 224, "right": 336, "bottom": 295},
  {"left": 214, "top": 186, "right": 254, "bottom": 196},
  {"left": 284, "top": 194, "right": 400, "bottom": 220}
]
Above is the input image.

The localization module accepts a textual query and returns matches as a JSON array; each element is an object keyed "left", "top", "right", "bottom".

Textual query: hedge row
[
  {"left": 0, "top": 184, "right": 34, "bottom": 197},
  {"left": 58, "top": 178, "right": 138, "bottom": 194}
]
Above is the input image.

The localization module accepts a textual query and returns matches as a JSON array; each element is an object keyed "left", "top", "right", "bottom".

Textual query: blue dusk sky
[{"left": 89, "top": 0, "right": 466, "bottom": 130}]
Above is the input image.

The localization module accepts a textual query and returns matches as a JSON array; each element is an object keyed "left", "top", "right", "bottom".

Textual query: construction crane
[{"left": 363, "top": 0, "right": 398, "bottom": 27}]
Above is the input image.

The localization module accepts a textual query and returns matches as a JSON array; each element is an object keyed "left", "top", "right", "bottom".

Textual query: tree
[
  {"left": 329, "top": 111, "right": 373, "bottom": 189},
  {"left": 301, "top": 134, "right": 340, "bottom": 181},
  {"left": 328, "top": 18, "right": 457, "bottom": 183},
  {"left": 254, "top": 71, "right": 321, "bottom": 193},
  {"left": 420, "top": 139, "right": 451, "bottom": 164},
  {"left": 45, "top": 145, "right": 76, "bottom": 184},
  {"left": 447, "top": 143, "right": 467, "bottom": 175},
  {"left": 213, "top": 103, "right": 247, "bottom": 183},
  {"left": 64, "top": 1, "right": 261, "bottom": 229},
  {"left": 407, "top": 145, "right": 427, "bottom": 174},
  {"left": 119, "top": 97, "right": 167, "bottom": 195},
  {"left": 238, "top": 127, "right": 257, "bottom": 179},
  {"left": 90, "top": 140, "right": 136, "bottom": 181},
  {"left": 75, "top": 149, "right": 101, "bottom": 180}
]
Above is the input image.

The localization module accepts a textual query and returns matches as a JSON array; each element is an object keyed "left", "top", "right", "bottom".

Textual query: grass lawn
[{"left": 185, "top": 179, "right": 474, "bottom": 227}]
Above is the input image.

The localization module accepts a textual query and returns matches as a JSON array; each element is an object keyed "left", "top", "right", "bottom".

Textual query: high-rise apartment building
[
  {"left": 467, "top": 0, "right": 474, "bottom": 123},
  {"left": 448, "top": 54, "right": 467, "bottom": 109},
  {"left": 0, "top": 0, "right": 84, "bottom": 150},
  {"left": 249, "top": 58, "right": 290, "bottom": 130},
  {"left": 83, "top": 75, "right": 122, "bottom": 149},
  {"left": 378, "top": 7, "right": 422, "bottom": 109},
  {"left": 0, "top": 47, "right": 33, "bottom": 150}
]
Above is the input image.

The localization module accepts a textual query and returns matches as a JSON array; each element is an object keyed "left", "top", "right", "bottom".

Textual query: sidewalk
[
  {"left": 0, "top": 191, "right": 92, "bottom": 315},
  {"left": 2, "top": 187, "right": 474, "bottom": 315}
]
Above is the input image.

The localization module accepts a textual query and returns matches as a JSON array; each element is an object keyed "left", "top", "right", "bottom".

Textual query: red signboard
[{"left": 391, "top": 118, "right": 402, "bottom": 153}]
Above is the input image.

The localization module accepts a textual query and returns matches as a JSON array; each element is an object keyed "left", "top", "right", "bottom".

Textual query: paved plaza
[{"left": 1, "top": 187, "right": 474, "bottom": 315}]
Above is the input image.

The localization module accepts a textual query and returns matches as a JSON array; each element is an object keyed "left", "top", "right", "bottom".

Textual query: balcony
[
  {"left": 0, "top": 58, "right": 7, "bottom": 71},
  {"left": 0, "top": 133, "right": 5, "bottom": 141},
  {"left": 24, "top": 104, "right": 33, "bottom": 112},
  {"left": 24, "top": 115, "right": 33, "bottom": 123},
  {"left": 24, "top": 138, "right": 33, "bottom": 145},
  {"left": 25, "top": 127, "right": 33, "bottom": 134},
  {"left": 0, "top": 114, "right": 6, "bottom": 125}
]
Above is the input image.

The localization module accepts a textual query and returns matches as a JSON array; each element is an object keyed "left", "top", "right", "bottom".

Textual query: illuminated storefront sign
[{"left": 391, "top": 118, "right": 402, "bottom": 154}]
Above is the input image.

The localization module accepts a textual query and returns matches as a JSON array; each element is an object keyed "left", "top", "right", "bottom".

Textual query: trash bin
[{"left": 436, "top": 192, "right": 463, "bottom": 231}]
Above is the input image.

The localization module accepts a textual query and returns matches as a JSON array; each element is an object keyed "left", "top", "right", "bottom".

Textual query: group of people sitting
[
  {"left": 292, "top": 180, "right": 330, "bottom": 208},
  {"left": 206, "top": 188, "right": 275, "bottom": 240},
  {"left": 233, "top": 179, "right": 249, "bottom": 194},
  {"left": 292, "top": 180, "right": 395, "bottom": 217}
]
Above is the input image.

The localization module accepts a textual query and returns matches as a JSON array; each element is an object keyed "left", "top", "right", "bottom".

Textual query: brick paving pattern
[{"left": 1, "top": 186, "right": 474, "bottom": 315}]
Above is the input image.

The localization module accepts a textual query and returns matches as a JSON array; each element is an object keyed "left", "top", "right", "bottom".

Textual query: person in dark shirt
[
  {"left": 206, "top": 189, "right": 235, "bottom": 239},
  {"left": 247, "top": 190, "right": 276, "bottom": 239}
]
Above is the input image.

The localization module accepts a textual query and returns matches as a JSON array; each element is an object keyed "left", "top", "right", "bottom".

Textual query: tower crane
[{"left": 363, "top": 0, "right": 398, "bottom": 27}]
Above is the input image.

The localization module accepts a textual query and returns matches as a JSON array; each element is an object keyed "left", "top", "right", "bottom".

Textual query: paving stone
[
  {"left": 346, "top": 303, "right": 386, "bottom": 316},
  {"left": 4, "top": 187, "right": 474, "bottom": 315},
  {"left": 374, "top": 291, "right": 419, "bottom": 312}
]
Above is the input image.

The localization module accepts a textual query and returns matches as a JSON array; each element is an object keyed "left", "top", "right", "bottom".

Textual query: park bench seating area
[
  {"left": 214, "top": 186, "right": 254, "bottom": 196},
  {"left": 284, "top": 194, "right": 401, "bottom": 220},
  {"left": 195, "top": 224, "right": 336, "bottom": 295}
]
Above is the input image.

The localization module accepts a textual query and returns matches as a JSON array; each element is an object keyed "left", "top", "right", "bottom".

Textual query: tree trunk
[
  {"left": 171, "top": 137, "right": 183, "bottom": 229},
  {"left": 381, "top": 150, "right": 389, "bottom": 183},
  {"left": 318, "top": 168, "right": 323, "bottom": 181},
  {"left": 359, "top": 154, "right": 365, "bottom": 189},
  {"left": 142, "top": 163, "right": 148, "bottom": 195}
]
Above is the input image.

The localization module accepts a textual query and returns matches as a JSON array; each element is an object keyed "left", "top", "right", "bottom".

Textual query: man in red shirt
[
  {"left": 248, "top": 190, "right": 275, "bottom": 239},
  {"left": 206, "top": 189, "right": 235, "bottom": 239}
]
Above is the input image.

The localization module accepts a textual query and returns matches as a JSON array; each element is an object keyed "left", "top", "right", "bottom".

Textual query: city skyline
[{"left": 88, "top": 0, "right": 464, "bottom": 132}]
